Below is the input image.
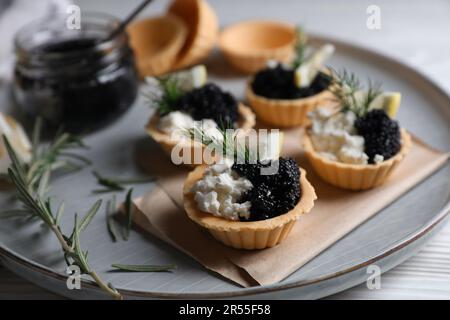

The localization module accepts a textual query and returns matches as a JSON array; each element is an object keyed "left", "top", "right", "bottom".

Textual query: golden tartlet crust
[
  {"left": 146, "top": 103, "right": 256, "bottom": 165},
  {"left": 303, "top": 128, "right": 412, "bottom": 190},
  {"left": 246, "top": 83, "right": 333, "bottom": 128},
  {"left": 218, "top": 20, "right": 296, "bottom": 74},
  {"left": 168, "top": 0, "right": 218, "bottom": 69},
  {"left": 183, "top": 166, "right": 317, "bottom": 249}
]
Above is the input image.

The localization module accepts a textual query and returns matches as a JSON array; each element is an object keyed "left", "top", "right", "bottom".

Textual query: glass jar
[{"left": 13, "top": 12, "right": 138, "bottom": 135}]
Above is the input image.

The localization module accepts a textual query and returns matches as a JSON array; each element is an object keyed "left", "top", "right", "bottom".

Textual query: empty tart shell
[
  {"left": 219, "top": 20, "right": 296, "bottom": 74},
  {"left": 127, "top": 14, "right": 187, "bottom": 77},
  {"left": 303, "top": 128, "right": 412, "bottom": 190},
  {"left": 146, "top": 104, "right": 256, "bottom": 167},
  {"left": 168, "top": 0, "right": 218, "bottom": 69},
  {"left": 246, "top": 81, "right": 334, "bottom": 128},
  {"left": 183, "top": 167, "right": 316, "bottom": 250}
]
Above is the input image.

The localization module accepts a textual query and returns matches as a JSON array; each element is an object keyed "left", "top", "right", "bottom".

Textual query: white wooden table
[{"left": 1, "top": 0, "right": 449, "bottom": 299}]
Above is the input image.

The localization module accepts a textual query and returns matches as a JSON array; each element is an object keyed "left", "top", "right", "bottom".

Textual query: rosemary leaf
[
  {"left": 111, "top": 264, "right": 176, "bottom": 272},
  {"left": 106, "top": 195, "right": 119, "bottom": 242},
  {"left": 92, "top": 171, "right": 125, "bottom": 192},
  {"left": 92, "top": 171, "right": 155, "bottom": 193},
  {"left": 78, "top": 199, "right": 102, "bottom": 233},
  {"left": 55, "top": 201, "right": 65, "bottom": 225},
  {"left": 292, "top": 26, "right": 308, "bottom": 69},
  {"left": 37, "top": 170, "right": 50, "bottom": 198},
  {"left": 123, "top": 188, "right": 134, "bottom": 241},
  {"left": 0, "top": 209, "right": 30, "bottom": 218},
  {"left": 59, "top": 152, "right": 92, "bottom": 165}
]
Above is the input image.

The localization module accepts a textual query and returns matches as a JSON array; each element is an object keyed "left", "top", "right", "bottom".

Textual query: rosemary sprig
[
  {"left": 111, "top": 264, "right": 176, "bottom": 272},
  {"left": 328, "top": 68, "right": 382, "bottom": 117},
  {"left": 6, "top": 118, "right": 91, "bottom": 194},
  {"left": 3, "top": 135, "right": 122, "bottom": 300},
  {"left": 184, "top": 125, "right": 252, "bottom": 163},
  {"left": 92, "top": 171, "right": 155, "bottom": 194},
  {"left": 292, "top": 26, "right": 308, "bottom": 69}
]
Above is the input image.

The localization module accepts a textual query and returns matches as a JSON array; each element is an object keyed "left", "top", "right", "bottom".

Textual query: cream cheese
[
  {"left": 308, "top": 108, "right": 383, "bottom": 165},
  {"left": 157, "top": 111, "right": 220, "bottom": 140},
  {"left": 191, "top": 160, "right": 253, "bottom": 221}
]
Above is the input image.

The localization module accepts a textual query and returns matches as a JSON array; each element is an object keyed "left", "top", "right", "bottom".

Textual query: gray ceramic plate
[{"left": 0, "top": 35, "right": 449, "bottom": 300}]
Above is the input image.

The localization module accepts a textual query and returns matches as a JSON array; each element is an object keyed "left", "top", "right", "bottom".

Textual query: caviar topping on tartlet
[
  {"left": 303, "top": 69, "right": 411, "bottom": 190},
  {"left": 246, "top": 27, "right": 335, "bottom": 127},
  {"left": 183, "top": 127, "right": 316, "bottom": 249},
  {"left": 143, "top": 65, "right": 255, "bottom": 163}
]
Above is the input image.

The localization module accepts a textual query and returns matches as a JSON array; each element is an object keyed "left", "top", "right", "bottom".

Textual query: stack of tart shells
[{"left": 127, "top": 0, "right": 218, "bottom": 77}]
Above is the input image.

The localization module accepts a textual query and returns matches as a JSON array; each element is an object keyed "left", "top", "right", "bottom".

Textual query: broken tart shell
[
  {"left": 303, "top": 128, "right": 412, "bottom": 190},
  {"left": 183, "top": 167, "right": 317, "bottom": 250},
  {"left": 146, "top": 103, "right": 256, "bottom": 167}
]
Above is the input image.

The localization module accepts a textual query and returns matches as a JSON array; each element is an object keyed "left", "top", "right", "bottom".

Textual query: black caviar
[
  {"left": 13, "top": 14, "right": 138, "bottom": 136},
  {"left": 251, "top": 64, "right": 331, "bottom": 100},
  {"left": 172, "top": 83, "right": 239, "bottom": 125},
  {"left": 232, "top": 157, "right": 301, "bottom": 221},
  {"left": 355, "top": 109, "right": 401, "bottom": 163}
]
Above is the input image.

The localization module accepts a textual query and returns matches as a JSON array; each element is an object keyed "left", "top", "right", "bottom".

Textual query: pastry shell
[
  {"left": 127, "top": 14, "right": 188, "bottom": 77},
  {"left": 219, "top": 20, "right": 296, "bottom": 74},
  {"left": 303, "top": 128, "right": 412, "bottom": 190},
  {"left": 168, "top": 0, "right": 218, "bottom": 69},
  {"left": 246, "top": 82, "right": 333, "bottom": 128},
  {"left": 146, "top": 103, "right": 256, "bottom": 166},
  {"left": 183, "top": 167, "right": 317, "bottom": 250}
]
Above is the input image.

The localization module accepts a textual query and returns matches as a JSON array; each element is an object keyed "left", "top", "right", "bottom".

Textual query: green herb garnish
[
  {"left": 292, "top": 26, "right": 308, "bottom": 69},
  {"left": 142, "top": 77, "right": 184, "bottom": 115},
  {"left": 8, "top": 118, "right": 91, "bottom": 194},
  {"left": 185, "top": 125, "right": 253, "bottom": 164},
  {"left": 123, "top": 188, "right": 134, "bottom": 241},
  {"left": 106, "top": 194, "right": 119, "bottom": 242},
  {"left": 328, "top": 68, "right": 382, "bottom": 117},
  {"left": 3, "top": 135, "right": 122, "bottom": 300},
  {"left": 111, "top": 264, "right": 176, "bottom": 272},
  {"left": 92, "top": 171, "right": 155, "bottom": 194}
]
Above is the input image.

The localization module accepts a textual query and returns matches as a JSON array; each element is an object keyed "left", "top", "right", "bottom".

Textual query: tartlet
[
  {"left": 143, "top": 66, "right": 256, "bottom": 166},
  {"left": 302, "top": 69, "right": 411, "bottom": 190},
  {"left": 183, "top": 165, "right": 316, "bottom": 250},
  {"left": 146, "top": 103, "right": 256, "bottom": 165},
  {"left": 219, "top": 20, "right": 297, "bottom": 74},
  {"left": 246, "top": 28, "right": 335, "bottom": 127},
  {"left": 127, "top": 15, "right": 188, "bottom": 77},
  {"left": 168, "top": 0, "right": 218, "bottom": 69},
  {"left": 303, "top": 128, "right": 411, "bottom": 190},
  {"left": 246, "top": 79, "right": 333, "bottom": 127}
]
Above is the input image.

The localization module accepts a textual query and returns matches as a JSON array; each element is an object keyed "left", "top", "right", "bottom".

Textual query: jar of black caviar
[{"left": 13, "top": 12, "right": 138, "bottom": 135}]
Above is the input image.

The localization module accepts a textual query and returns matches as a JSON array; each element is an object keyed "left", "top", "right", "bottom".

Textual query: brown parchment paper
[{"left": 132, "top": 128, "right": 449, "bottom": 286}]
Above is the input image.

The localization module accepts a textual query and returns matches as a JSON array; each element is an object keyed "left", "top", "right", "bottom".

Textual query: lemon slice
[
  {"left": 369, "top": 92, "right": 401, "bottom": 118},
  {"left": 295, "top": 44, "right": 335, "bottom": 88},
  {"left": 0, "top": 113, "right": 32, "bottom": 175},
  {"left": 169, "top": 64, "right": 207, "bottom": 91}
]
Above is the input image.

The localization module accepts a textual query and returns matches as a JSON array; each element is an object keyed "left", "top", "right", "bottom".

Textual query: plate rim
[{"left": 1, "top": 34, "right": 450, "bottom": 299}]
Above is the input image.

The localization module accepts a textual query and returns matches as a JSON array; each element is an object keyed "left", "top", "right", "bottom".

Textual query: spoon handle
[{"left": 105, "top": 0, "right": 155, "bottom": 42}]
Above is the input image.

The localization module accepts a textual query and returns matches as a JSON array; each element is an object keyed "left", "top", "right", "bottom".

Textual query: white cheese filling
[
  {"left": 157, "top": 111, "right": 221, "bottom": 140},
  {"left": 191, "top": 159, "right": 253, "bottom": 220},
  {"left": 308, "top": 108, "right": 384, "bottom": 165}
]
